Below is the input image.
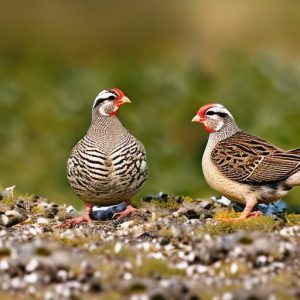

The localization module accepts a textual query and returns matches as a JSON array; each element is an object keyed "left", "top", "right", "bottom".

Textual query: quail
[
  {"left": 62, "top": 88, "right": 147, "bottom": 227},
  {"left": 192, "top": 103, "right": 300, "bottom": 221}
]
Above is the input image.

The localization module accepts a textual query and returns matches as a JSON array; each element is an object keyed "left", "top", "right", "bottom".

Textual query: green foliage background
[{"left": 1, "top": 1, "right": 300, "bottom": 207}]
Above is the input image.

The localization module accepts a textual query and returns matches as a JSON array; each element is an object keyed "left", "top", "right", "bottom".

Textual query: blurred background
[{"left": 1, "top": 0, "right": 300, "bottom": 207}]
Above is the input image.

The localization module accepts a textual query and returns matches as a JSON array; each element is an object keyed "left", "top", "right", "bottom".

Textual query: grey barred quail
[
  {"left": 192, "top": 103, "right": 300, "bottom": 221},
  {"left": 62, "top": 88, "right": 147, "bottom": 227}
]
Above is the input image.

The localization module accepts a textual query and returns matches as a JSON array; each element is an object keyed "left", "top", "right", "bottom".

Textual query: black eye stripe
[
  {"left": 93, "top": 98, "right": 105, "bottom": 108},
  {"left": 216, "top": 112, "right": 227, "bottom": 117},
  {"left": 206, "top": 111, "right": 215, "bottom": 116},
  {"left": 206, "top": 111, "right": 227, "bottom": 117},
  {"left": 93, "top": 93, "right": 117, "bottom": 108}
]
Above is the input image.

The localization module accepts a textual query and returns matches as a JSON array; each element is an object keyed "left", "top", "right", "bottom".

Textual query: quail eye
[
  {"left": 216, "top": 112, "right": 227, "bottom": 117},
  {"left": 206, "top": 111, "right": 215, "bottom": 116}
]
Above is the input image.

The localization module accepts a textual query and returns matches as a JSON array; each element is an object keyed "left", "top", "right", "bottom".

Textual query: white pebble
[
  {"left": 176, "top": 261, "right": 188, "bottom": 269},
  {"left": 164, "top": 244, "right": 174, "bottom": 251},
  {"left": 27, "top": 286, "right": 37, "bottom": 295},
  {"left": 11, "top": 277, "right": 25, "bottom": 289},
  {"left": 142, "top": 242, "right": 151, "bottom": 252},
  {"left": 120, "top": 220, "right": 134, "bottom": 229},
  {"left": 26, "top": 258, "right": 40, "bottom": 272},
  {"left": 196, "top": 265, "right": 208, "bottom": 273},
  {"left": 222, "top": 292, "right": 233, "bottom": 300},
  {"left": 57, "top": 270, "right": 68, "bottom": 281},
  {"left": 114, "top": 242, "right": 122, "bottom": 254},
  {"left": 0, "top": 259, "right": 9, "bottom": 271},
  {"left": 130, "top": 294, "right": 148, "bottom": 300},
  {"left": 44, "top": 290, "right": 55, "bottom": 300},
  {"left": 123, "top": 272, "right": 133, "bottom": 280},
  {"left": 24, "top": 273, "right": 39, "bottom": 284},
  {"left": 66, "top": 205, "right": 76, "bottom": 214},
  {"left": 37, "top": 217, "right": 49, "bottom": 224},
  {"left": 186, "top": 265, "right": 196, "bottom": 277},
  {"left": 230, "top": 262, "right": 239, "bottom": 274},
  {"left": 186, "top": 252, "right": 195, "bottom": 262},
  {"left": 256, "top": 255, "right": 268, "bottom": 266},
  {"left": 29, "top": 227, "right": 38, "bottom": 236},
  {"left": 0, "top": 230, "right": 7, "bottom": 237},
  {"left": 150, "top": 252, "right": 163, "bottom": 259}
]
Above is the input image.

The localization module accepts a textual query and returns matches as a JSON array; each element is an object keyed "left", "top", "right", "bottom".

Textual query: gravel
[{"left": 0, "top": 189, "right": 299, "bottom": 299}]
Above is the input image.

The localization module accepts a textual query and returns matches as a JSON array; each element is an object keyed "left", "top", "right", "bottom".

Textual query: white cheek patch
[
  {"left": 214, "top": 119, "right": 224, "bottom": 131},
  {"left": 99, "top": 105, "right": 110, "bottom": 116}
]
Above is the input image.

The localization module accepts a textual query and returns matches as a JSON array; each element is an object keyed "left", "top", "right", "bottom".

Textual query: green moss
[
  {"left": 213, "top": 261, "right": 249, "bottom": 278},
  {"left": 159, "top": 227, "right": 173, "bottom": 239},
  {"left": 148, "top": 196, "right": 181, "bottom": 211},
  {"left": 285, "top": 214, "right": 300, "bottom": 225},
  {"left": 135, "top": 257, "right": 184, "bottom": 278},
  {"left": 2, "top": 197, "right": 15, "bottom": 206},
  {"left": 98, "top": 291, "right": 123, "bottom": 300},
  {"left": 128, "top": 282, "right": 147, "bottom": 292},
  {"left": 35, "top": 247, "right": 51, "bottom": 256},
  {"left": 181, "top": 195, "right": 194, "bottom": 203},
  {"left": 56, "top": 209, "right": 72, "bottom": 222},
  {"left": 213, "top": 209, "right": 241, "bottom": 219},
  {"left": 31, "top": 205, "right": 46, "bottom": 215},
  {"left": 131, "top": 197, "right": 142, "bottom": 208},
  {"left": 205, "top": 210, "right": 279, "bottom": 235},
  {"left": 0, "top": 248, "right": 11, "bottom": 256}
]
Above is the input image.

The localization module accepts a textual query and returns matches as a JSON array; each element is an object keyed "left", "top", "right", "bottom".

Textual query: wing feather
[{"left": 211, "top": 132, "right": 300, "bottom": 184}]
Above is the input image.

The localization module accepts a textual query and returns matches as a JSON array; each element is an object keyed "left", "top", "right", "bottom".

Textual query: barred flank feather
[{"left": 67, "top": 115, "right": 147, "bottom": 205}]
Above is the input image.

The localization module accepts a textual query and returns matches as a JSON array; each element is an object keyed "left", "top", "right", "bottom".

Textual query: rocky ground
[{"left": 0, "top": 188, "right": 299, "bottom": 300}]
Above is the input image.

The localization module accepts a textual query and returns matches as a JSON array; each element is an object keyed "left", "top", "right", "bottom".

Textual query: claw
[
  {"left": 113, "top": 204, "right": 138, "bottom": 219},
  {"left": 57, "top": 203, "right": 93, "bottom": 229},
  {"left": 216, "top": 210, "right": 262, "bottom": 222},
  {"left": 57, "top": 215, "right": 91, "bottom": 229}
]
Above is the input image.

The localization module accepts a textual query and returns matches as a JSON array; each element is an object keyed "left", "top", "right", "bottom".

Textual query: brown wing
[{"left": 211, "top": 132, "right": 300, "bottom": 184}]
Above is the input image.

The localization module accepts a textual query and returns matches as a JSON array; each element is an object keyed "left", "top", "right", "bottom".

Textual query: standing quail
[
  {"left": 192, "top": 103, "right": 300, "bottom": 221},
  {"left": 62, "top": 88, "right": 147, "bottom": 227}
]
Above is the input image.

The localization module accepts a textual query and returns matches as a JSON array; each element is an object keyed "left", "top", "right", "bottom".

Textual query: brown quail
[{"left": 192, "top": 103, "right": 300, "bottom": 221}]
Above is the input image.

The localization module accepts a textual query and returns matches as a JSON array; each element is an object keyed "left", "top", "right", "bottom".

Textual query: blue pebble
[
  {"left": 91, "top": 202, "right": 127, "bottom": 220},
  {"left": 214, "top": 196, "right": 289, "bottom": 217}
]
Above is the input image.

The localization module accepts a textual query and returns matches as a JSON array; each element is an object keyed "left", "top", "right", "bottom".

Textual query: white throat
[{"left": 99, "top": 106, "right": 110, "bottom": 116}]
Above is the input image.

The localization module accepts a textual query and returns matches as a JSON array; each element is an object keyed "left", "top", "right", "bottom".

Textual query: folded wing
[{"left": 211, "top": 132, "right": 300, "bottom": 184}]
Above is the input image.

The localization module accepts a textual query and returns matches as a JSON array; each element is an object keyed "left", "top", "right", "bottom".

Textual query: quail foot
[
  {"left": 192, "top": 103, "right": 300, "bottom": 221},
  {"left": 60, "top": 88, "right": 147, "bottom": 228}
]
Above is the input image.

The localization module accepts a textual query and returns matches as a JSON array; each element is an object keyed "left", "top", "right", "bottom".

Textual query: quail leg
[
  {"left": 216, "top": 196, "right": 262, "bottom": 222},
  {"left": 58, "top": 203, "right": 93, "bottom": 228},
  {"left": 113, "top": 204, "right": 138, "bottom": 219}
]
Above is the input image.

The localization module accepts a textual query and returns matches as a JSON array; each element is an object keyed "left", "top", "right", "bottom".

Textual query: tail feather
[
  {"left": 286, "top": 148, "right": 300, "bottom": 186},
  {"left": 287, "top": 148, "right": 300, "bottom": 155},
  {"left": 286, "top": 169, "right": 300, "bottom": 186}
]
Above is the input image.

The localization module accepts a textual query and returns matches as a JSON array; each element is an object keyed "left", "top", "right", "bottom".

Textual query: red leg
[
  {"left": 113, "top": 204, "right": 138, "bottom": 219},
  {"left": 58, "top": 203, "right": 93, "bottom": 229},
  {"left": 216, "top": 196, "right": 262, "bottom": 222}
]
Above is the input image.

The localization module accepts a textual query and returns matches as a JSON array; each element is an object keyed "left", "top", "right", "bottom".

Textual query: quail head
[{"left": 192, "top": 103, "right": 300, "bottom": 221}]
